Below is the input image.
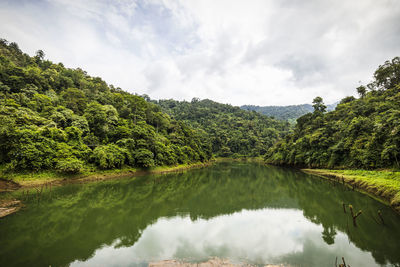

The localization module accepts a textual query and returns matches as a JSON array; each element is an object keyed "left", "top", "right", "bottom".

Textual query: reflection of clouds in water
[{"left": 71, "top": 208, "right": 379, "bottom": 266}]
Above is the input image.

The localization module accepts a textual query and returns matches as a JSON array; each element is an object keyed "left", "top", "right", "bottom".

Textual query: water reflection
[
  {"left": 71, "top": 209, "right": 380, "bottom": 267},
  {"left": 1, "top": 162, "right": 400, "bottom": 267}
]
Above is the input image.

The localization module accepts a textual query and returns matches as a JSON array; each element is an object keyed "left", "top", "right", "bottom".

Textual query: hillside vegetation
[
  {"left": 0, "top": 39, "right": 213, "bottom": 174},
  {"left": 266, "top": 57, "right": 400, "bottom": 169},
  {"left": 157, "top": 99, "right": 290, "bottom": 157}
]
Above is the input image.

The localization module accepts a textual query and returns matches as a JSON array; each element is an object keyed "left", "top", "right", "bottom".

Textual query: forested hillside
[
  {"left": 266, "top": 57, "right": 400, "bottom": 169},
  {"left": 0, "top": 39, "right": 212, "bottom": 173},
  {"left": 241, "top": 103, "right": 337, "bottom": 122},
  {"left": 157, "top": 99, "right": 290, "bottom": 157}
]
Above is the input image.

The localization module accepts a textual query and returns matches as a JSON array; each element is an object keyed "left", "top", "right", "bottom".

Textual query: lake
[{"left": 1, "top": 162, "right": 400, "bottom": 266}]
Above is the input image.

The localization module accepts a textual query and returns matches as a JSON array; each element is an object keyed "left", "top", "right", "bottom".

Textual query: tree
[
  {"left": 60, "top": 88, "right": 87, "bottom": 114},
  {"left": 312, "top": 97, "right": 327, "bottom": 113},
  {"left": 35, "top": 50, "right": 45, "bottom": 61},
  {"left": 374, "top": 57, "right": 400, "bottom": 90},
  {"left": 91, "top": 144, "right": 127, "bottom": 169},
  {"left": 356, "top": 85, "right": 367, "bottom": 98},
  {"left": 134, "top": 148, "right": 155, "bottom": 168}
]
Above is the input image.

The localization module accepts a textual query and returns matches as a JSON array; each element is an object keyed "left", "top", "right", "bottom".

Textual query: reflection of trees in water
[
  {"left": 322, "top": 225, "right": 337, "bottom": 245},
  {"left": 0, "top": 162, "right": 399, "bottom": 266}
]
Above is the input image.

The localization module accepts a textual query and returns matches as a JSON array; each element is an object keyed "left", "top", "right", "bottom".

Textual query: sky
[{"left": 0, "top": 0, "right": 399, "bottom": 106}]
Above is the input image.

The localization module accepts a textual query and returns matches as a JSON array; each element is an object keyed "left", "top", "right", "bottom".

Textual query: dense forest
[
  {"left": 241, "top": 103, "right": 337, "bottom": 123},
  {"left": 156, "top": 99, "right": 290, "bottom": 157},
  {"left": 266, "top": 57, "right": 400, "bottom": 169},
  {"left": 0, "top": 39, "right": 214, "bottom": 173}
]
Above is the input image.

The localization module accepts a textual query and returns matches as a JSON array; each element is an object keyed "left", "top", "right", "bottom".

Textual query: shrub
[
  {"left": 55, "top": 157, "right": 84, "bottom": 174},
  {"left": 134, "top": 148, "right": 154, "bottom": 168},
  {"left": 91, "top": 144, "right": 127, "bottom": 169}
]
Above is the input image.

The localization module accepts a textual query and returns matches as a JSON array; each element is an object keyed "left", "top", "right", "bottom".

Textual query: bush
[
  {"left": 134, "top": 148, "right": 154, "bottom": 168},
  {"left": 55, "top": 157, "right": 84, "bottom": 174},
  {"left": 91, "top": 144, "right": 127, "bottom": 169}
]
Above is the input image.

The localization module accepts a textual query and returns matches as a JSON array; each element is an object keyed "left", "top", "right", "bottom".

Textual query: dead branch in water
[{"left": 349, "top": 205, "right": 362, "bottom": 227}]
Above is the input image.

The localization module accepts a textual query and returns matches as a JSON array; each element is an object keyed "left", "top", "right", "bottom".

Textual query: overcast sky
[{"left": 1, "top": 0, "right": 399, "bottom": 106}]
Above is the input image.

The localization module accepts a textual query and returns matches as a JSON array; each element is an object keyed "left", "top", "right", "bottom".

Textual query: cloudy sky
[{"left": 1, "top": 0, "right": 399, "bottom": 106}]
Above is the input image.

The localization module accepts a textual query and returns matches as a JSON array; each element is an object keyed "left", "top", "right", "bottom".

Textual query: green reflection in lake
[{"left": 1, "top": 162, "right": 400, "bottom": 267}]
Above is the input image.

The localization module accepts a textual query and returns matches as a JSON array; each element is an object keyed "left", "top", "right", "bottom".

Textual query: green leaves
[
  {"left": 91, "top": 144, "right": 127, "bottom": 169},
  {"left": 157, "top": 98, "right": 290, "bottom": 157},
  {"left": 55, "top": 157, "right": 84, "bottom": 174},
  {"left": 133, "top": 148, "right": 155, "bottom": 168}
]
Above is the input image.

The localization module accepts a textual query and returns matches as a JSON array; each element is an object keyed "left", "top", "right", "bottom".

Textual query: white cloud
[{"left": 0, "top": 0, "right": 399, "bottom": 105}]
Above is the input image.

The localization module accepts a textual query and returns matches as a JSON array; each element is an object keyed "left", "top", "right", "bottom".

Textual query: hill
[
  {"left": 156, "top": 98, "right": 290, "bottom": 157},
  {"left": 266, "top": 57, "right": 400, "bottom": 169}
]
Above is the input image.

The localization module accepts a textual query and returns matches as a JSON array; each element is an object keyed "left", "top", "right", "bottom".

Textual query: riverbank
[
  {"left": 0, "top": 161, "right": 213, "bottom": 190},
  {"left": 302, "top": 169, "right": 400, "bottom": 213}
]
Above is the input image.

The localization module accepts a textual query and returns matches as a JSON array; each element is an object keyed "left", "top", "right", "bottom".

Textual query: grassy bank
[
  {"left": 0, "top": 161, "right": 212, "bottom": 190},
  {"left": 0, "top": 157, "right": 265, "bottom": 190},
  {"left": 302, "top": 169, "right": 400, "bottom": 213}
]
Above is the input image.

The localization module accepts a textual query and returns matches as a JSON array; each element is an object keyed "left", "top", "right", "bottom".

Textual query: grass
[
  {"left": 0, "top": 162, "right": 211, "bottom": 188},
  {"left": 302, "top": 168, "right": 400, "bottom": 212}
]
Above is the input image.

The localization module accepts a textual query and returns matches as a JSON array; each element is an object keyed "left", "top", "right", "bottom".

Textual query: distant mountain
[{"left": 241, "top": 102, "right": 338, "bottom": 122}]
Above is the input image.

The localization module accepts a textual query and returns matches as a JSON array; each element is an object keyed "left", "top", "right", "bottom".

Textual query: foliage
[
  {"left": 0, "top": 39, "right": 214, "bottom": 171},
  {"left": 55, "top": 157, "right": 84, "bottom": 174},
  {"left": 91, "top": 144, "right": 127, "bottom": 169},
  {"left": 157, "top": 99, "right": 290, "bottom": 157},
  {"left": 266, "top": 57, "right": 400, "bottom": 169},
  {"left": 133, "top": 148, "right": 155, "bottom": 168}
]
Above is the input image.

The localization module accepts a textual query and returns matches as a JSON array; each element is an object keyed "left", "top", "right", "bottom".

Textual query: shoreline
[
  {"left": 2, "top": 161, "right": 399, "bottom": 217},
  {"left": 301, "top": 169, "right": 400, "bottom": 214},
  {"left": 0, "top": 161, "right": 213, "bottom": 190},
  {"left": 0, "top": 157, "right": 263, "bottom": 191}
]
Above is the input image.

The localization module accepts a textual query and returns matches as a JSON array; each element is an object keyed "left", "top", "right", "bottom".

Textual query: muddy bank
[
  {"left": 0, "top": 179, "right": 21, "bottom": 192},
  {"left": 0, "top": 199, "right": 22, "bottom": 218}
]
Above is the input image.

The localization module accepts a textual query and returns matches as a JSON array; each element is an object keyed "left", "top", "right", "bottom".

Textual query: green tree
[{"left": 312, "top": 97, "right": 327, "bottom": 113}]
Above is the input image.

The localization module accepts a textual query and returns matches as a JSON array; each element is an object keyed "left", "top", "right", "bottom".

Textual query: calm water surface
[{"left": 1, "top": 162, "right": 400, "bottom": 267}]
